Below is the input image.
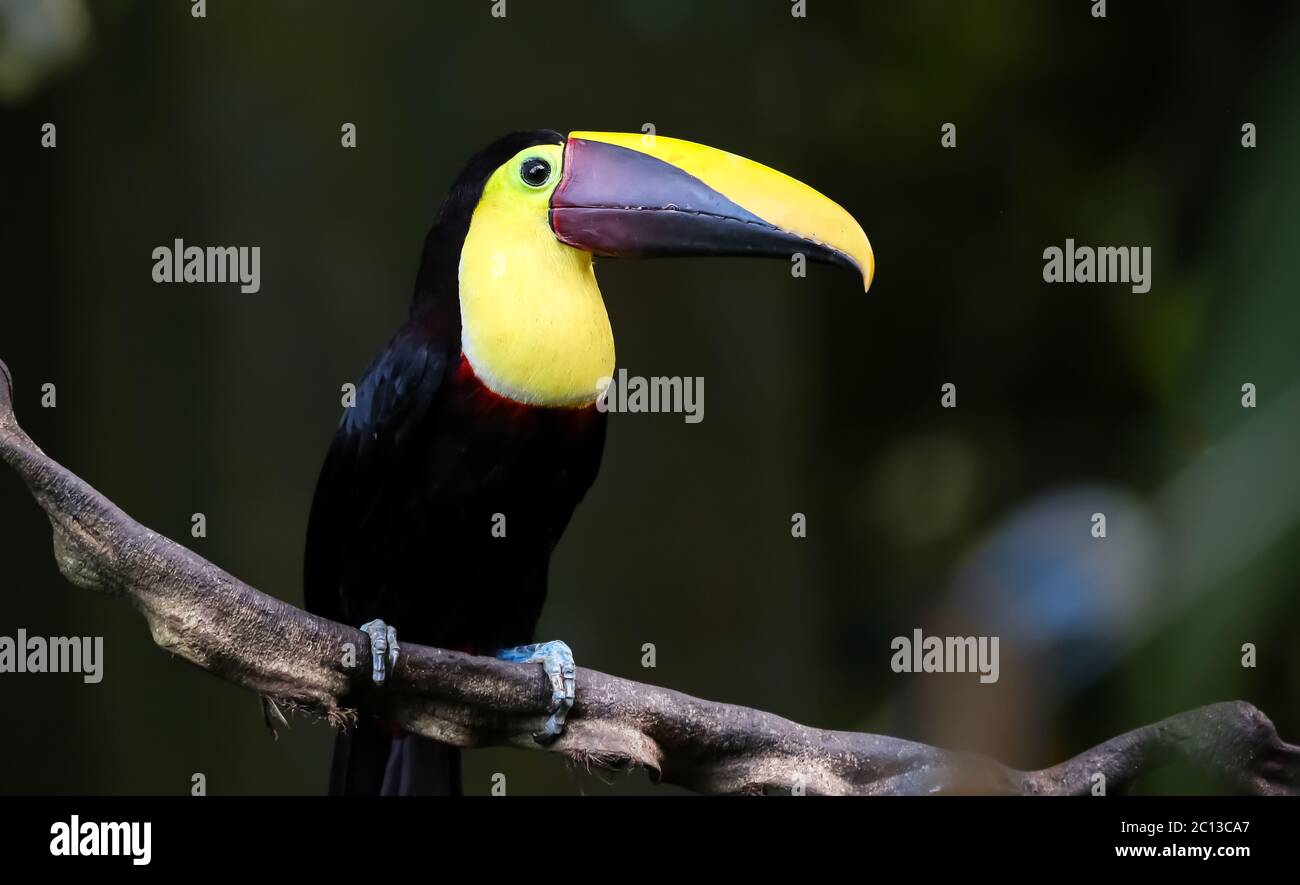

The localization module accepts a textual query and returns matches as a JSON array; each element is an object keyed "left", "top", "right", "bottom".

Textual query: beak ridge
[{"left": 551, "top": 132, "right": 874, "bottom": 292}]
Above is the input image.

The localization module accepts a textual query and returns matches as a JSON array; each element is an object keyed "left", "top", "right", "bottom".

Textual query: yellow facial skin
[
  {"left": 458, "top": 144, "right": 615, "bottom": 408},
  {"left": 570, "top": 131, "right": 875, "bottom": 292}
]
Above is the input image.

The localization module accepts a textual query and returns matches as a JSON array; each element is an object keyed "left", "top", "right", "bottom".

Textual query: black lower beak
[{"left": 550, "top": 136, "right": 866, "bottom": 279}]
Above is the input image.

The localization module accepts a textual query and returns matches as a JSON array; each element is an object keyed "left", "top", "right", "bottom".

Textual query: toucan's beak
[{"left": 550, "top": 132, "right": 874, "bottom": 292}]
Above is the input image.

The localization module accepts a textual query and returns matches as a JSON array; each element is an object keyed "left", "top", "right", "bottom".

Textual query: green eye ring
[{"left": 520, "top": 157, "right": 551, "bottom": 188}]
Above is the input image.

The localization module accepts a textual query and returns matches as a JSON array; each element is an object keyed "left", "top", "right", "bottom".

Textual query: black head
[{"left": 413, "top": 130, "right": 565, "bottom": 306}]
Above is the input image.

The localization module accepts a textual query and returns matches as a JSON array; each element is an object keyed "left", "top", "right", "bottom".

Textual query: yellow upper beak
[{"left": 560, "top": 131, "right": 874, "bottom": 292}]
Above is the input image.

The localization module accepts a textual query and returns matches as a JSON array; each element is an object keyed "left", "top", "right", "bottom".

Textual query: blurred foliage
[
  {"left": 0, "top": 0, "right": 90, "bottom": 102},
  {"left": 1, "top": 1, "right": 1297, "bottom": 795}
]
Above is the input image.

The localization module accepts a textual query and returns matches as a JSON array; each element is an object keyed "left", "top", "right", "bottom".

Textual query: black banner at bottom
[{"left": 0, "top": 795, "right": 1286, "bottom": 869}]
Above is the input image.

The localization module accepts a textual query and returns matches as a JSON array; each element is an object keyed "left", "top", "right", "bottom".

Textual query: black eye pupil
[{"left": 521, "top": 158, "right": 551, "bottom": 187}]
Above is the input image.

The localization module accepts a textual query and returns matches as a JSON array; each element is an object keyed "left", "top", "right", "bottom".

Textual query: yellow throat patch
[{"left": 458, "top": 143, "right": 615, "bottom": 408}]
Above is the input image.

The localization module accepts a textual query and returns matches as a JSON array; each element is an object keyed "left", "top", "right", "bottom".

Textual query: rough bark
[{"left": 2, "top": 358, "right": 1295, "bottom": 795}]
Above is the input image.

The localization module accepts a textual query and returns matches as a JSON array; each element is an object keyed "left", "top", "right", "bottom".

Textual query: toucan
[{"left": 303, "top": 129, "right": 873, "bottom": 795}]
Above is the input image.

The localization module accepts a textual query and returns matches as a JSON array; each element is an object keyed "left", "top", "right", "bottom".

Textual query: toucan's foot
[
  {"left": 360, "top": 619, "right": 399, "bottom": 686},
  {"left": 495, "top": 640, "right": 576, "bottom": 743}
]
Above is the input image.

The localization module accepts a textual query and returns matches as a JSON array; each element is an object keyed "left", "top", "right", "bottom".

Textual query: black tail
[{"left": 330, "top": 719, "right": 462, "bottom": 796}]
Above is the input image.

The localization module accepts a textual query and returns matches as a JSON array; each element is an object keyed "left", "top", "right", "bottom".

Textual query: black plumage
[{"left": 303, "top": 131, "right": 606, "bottom": 795}]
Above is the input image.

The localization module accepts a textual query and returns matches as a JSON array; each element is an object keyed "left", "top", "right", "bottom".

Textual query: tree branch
[{"left": 1, "top": 358, "right": 1295, "bottom": 795}]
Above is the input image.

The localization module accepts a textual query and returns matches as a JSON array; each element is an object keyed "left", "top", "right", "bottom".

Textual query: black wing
[{"left": 303, "top": 321, "right": 451, "bottom": 626}]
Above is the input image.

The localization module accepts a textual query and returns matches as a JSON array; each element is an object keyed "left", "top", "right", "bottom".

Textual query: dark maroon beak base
[{"left": 549, "top": 136, "right": 857, "bottom": 272}]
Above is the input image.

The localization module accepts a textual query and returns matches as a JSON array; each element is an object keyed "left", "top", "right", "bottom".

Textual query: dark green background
[{"left": 1, "top": 0, "right": 1297, "bottom": 795}]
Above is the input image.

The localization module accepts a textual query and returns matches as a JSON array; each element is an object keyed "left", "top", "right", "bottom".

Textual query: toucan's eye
[{"left": 520, "top": 157, "right": 551, "bottom": 188}]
